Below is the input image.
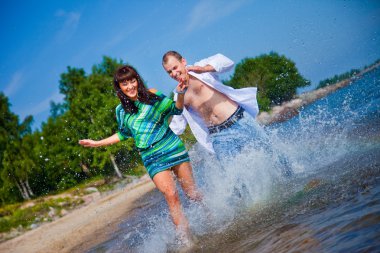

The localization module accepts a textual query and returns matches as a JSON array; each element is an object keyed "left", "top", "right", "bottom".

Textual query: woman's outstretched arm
[{"left": 79, "top": 133, "right": 120, "bottom": 148}]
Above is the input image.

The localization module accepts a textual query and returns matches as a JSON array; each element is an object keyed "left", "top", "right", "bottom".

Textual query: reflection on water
[{"left": 88, "top": 68, "right": 380, "bottom": 252}]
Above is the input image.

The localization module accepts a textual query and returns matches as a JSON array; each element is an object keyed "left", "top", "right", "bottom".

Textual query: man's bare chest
[{"left": 184, "top": 79, "right": 213, "bottom": 106}]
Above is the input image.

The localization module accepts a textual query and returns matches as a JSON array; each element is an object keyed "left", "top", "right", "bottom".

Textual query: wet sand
[{"left": 0, "top": 176, "right": 155, "bottom": 253}]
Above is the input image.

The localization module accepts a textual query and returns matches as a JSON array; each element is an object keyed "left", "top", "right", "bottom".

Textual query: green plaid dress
[{"left": 116, "top": 91, "right": 190, "bottom": 179}]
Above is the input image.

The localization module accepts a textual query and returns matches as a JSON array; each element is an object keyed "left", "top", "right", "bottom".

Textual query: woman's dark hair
[{"left": 113, "top": 65, "right": 161, "bottom": 114}]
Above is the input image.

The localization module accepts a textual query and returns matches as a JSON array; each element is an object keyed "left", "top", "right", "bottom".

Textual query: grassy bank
[{"left": 0, "top": 173, "right": 142, "bottom": 242}]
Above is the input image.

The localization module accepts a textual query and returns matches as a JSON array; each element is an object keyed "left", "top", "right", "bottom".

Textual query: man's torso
[{"left": 184, "top": 75, "right": 238, "bottom": 126}]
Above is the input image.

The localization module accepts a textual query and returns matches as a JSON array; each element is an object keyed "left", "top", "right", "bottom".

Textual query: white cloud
[
  {"left": 54, "top": 10, "right": 81, "bottom": 43},
  {"left": 186, "top": 0, "right": 247, "bottom": 32},
  {"left": 3, "top": 71, "right": 24, "bottom": 96}
]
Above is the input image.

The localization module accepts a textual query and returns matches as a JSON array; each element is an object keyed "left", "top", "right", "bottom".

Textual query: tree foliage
[
  {"left": 0, "top": 57, "right": 143, "bottom": 205},
  {"left": 225, "top": 52, "right": 310, "bottom": 111},
  {"left": 317, "top": 69, "right": 360, "bottom": 89},
  {"left": 0, "top": 94, "right": 37, "bottom": 203},
  {"left": 317, "top": 58, "right": 380, "bottom": 89}
]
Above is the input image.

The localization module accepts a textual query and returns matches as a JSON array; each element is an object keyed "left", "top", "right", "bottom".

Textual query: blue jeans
[
  {"left": 210, "top": 111, "right": 265, "bottom": 161},
  {"left": 210, "top": 111, "right": 292, "bottom": 177}
]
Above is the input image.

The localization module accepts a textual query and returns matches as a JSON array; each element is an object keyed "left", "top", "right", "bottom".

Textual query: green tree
[
  {"left": 0, "top": 56, "right": 156, "bottom": 204},
  {"left": 2, "top": 135, "right": 37, "bottom": 200},
  {"left": 59, "top": 67, "right": 87, "bottom": 106},
  {"left": 317, "top": 68, "right": 360, "bottom": 89},
  {"left": 0, "top": 109, "right": 37, "bottom": 202},
  {"left": 36, "top": 56, "right": 140, "bottom": 192},
  {"left": 226, "top": 52, "right": 310, "bottom": 111},
  {"left": 0, "top": 93, "right": 18, "bottom": 166},
  {"left": 69, "top": 56, "right": 129, "bottom": 179},
  {"left": 0, "top": 94, "right": 37, "bottom": 204}
]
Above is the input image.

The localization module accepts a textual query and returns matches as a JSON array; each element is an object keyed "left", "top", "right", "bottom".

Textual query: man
[{"left": 162, "top": 51, "right": 263, "bottom": 163}]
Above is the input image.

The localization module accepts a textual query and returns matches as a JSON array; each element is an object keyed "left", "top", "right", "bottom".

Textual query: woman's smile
[{"left": 120, "top": 78, "right": 138, "bottom": 100}]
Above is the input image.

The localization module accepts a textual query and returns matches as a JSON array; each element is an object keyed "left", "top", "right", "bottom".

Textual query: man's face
[{"left": 163, "top": 56, "right": 187, "bottom": 82}]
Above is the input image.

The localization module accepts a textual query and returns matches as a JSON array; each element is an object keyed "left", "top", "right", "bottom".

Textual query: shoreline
[
  {"left": 0, "top": 176, "right": 155, "bottom": 253},
  {"left": 257, "top": 62, "right": 380, "bottom": 125}
]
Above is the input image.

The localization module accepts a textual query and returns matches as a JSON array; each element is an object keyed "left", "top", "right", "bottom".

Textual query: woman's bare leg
[
  {"left": 173, "top": 162, "right": 203, "bottom": 202},
  {"left": 174, "top": 162, "right": 215, "bottom": 228},
  {"left": 152, "top": 170, "right": 189, "bottom": 234}
]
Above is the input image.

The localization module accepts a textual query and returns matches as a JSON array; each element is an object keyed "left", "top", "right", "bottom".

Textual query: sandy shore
[{"left": 0, "top": 176, "right": 155, "bottom": 253}]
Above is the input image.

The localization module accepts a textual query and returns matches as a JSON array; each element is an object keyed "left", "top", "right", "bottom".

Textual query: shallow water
[{"left": 88, "top": 67, "right": 380, "bottom": 253}]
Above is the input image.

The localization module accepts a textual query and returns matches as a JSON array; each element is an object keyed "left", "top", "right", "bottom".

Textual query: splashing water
[{"left": 88, "top": 67, "right": 380, "bottom": 252}]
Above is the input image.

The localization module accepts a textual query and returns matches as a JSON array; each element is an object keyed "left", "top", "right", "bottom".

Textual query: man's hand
[{"left": 186, "top": 64, "right": 215, "bottom": 73}]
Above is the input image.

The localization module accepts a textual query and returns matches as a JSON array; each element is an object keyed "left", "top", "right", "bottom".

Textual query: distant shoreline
[{"left": 256, "top": 62, "right": 380, "bottom": 125}]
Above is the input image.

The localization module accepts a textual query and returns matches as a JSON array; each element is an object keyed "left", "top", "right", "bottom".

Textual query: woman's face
[{"left": 119, "top": 78, "right": 138, "bottom": 100}]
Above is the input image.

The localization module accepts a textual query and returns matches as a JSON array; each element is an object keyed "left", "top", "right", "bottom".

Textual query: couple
[{"left": 79, "top": 51, "right": 261, "bottom": 243}]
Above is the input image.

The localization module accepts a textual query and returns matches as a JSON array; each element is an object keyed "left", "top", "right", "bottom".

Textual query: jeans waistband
[{"left": 208, "top": 106, "right": 245, "bottom": 134}]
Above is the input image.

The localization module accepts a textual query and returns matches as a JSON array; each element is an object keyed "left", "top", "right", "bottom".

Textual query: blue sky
[{"left": 1, "top": 0, "right": 379, "bottom": 129}]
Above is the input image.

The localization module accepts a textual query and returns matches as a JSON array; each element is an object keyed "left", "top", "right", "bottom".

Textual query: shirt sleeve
[
  {"left": 154, "top": 90, "right": 166, "bottom": 99},
  {"left": 194, "top": 53, "right": 234, "bottom": 73},
  {"left": 169, "top": 98, "right": 183, "bottom": 115},
  {"left": 117, "top": 127, "right": 132, "bottom": 141},
  {"left": 169, "top": 114, "right": 188, "bottom": 135},
  {"left": 115, "top": 105, "right": 131, "bottom": 141},
  {"left": 159, "top": 91, "right": 183, "bottom": 116}
]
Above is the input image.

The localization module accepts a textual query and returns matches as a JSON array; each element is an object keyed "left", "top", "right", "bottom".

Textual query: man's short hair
[{"left": 162, "top": 51, "right": 183, "bottom": 64}]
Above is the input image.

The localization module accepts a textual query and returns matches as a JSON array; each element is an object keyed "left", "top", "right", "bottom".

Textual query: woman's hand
[
  {"left": 79, "top": 134, "right": 120, "bottom": 148},
  {"left": 174, "top": 75, "right": 188, "bottom": 109},
  {"left": 176, "top": 79, "right": 188, "bottom": 94},
  {"left": 79, "top": 139, "right": 99, "bottom": 148},
  {"left": 176, "top": 73, "right": 189, "bottom": 94}
]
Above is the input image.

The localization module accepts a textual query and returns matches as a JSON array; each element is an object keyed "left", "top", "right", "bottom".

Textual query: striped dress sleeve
[{"left": 115, "top": 104, "right": 132, "bottom": 141}]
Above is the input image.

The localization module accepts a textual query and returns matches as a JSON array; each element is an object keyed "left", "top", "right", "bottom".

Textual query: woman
[{"left": 79, "top": 65, "right": 201, "bottom": 242}]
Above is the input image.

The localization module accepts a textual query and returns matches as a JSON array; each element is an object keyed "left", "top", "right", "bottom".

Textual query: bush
[
  {"left": 0, "top": 197, "right": 84, "bottom": 233},
  {"left": 57, "top": 175, "right": 78, "bottom": 191}
]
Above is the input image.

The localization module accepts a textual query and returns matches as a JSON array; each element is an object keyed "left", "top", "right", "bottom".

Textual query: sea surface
[{"left": 88, "top": 67, "right": 380, "bottom": 253}]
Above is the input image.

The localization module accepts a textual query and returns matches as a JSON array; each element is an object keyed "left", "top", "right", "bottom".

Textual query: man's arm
[
  {"left": 186, "top": 64, "right": 215, "bottom": 74},
  {"left": 191, "top": 53, "right": 234, "bottom": 73},
  {"left": 168, "top": 92, "right": 188, "bottom": 135}
]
